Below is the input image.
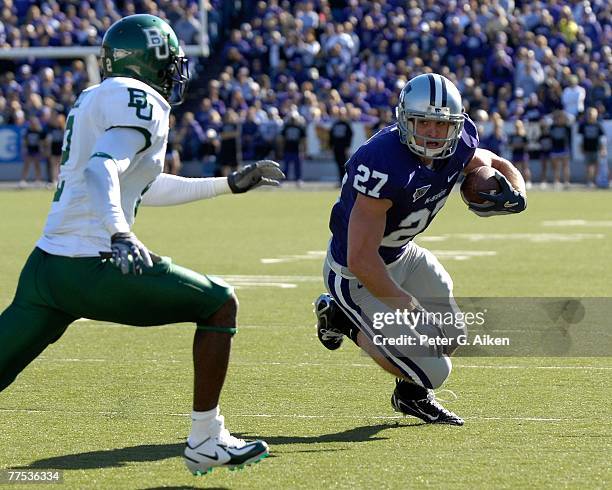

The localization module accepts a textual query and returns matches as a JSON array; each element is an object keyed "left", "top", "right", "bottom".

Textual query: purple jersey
[{"left": 329, "top": 116, "right": 479, "bottom": 266}]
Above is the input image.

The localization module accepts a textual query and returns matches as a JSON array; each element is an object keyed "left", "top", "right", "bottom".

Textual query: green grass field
[{"left": 0, "top": 188, "right": 610, "bottom": 489}]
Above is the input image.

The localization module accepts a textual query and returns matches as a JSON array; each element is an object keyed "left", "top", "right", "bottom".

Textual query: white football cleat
[{"left": 184, "top": 416, "right": 269, "bottom": 475}]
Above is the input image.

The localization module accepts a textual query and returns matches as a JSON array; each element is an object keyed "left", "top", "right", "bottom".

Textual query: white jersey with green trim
[{"left": 37, "top": 77, "right": 170, "bottom": 257}]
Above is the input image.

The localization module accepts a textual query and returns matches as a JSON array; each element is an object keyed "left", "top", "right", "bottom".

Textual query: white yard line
[
  {"left": 542, "top": 220, "right": 612, "bottom": 227},
  {"left": 33, "top": 357, "right": 612, "bottom": 370},
  {"left": 455, "top": 364, "right": 612, "bottom": 370},
  {"left": 419, "top": 233, "right": 605, "bottom": 242},
  {"left": 0, "top": 407, "right": 568, "bottom": 422}
]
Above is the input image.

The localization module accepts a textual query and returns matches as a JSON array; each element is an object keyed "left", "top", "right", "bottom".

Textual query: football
[{"left": 460, "top": 166, "right": 502, "bottom": 204}]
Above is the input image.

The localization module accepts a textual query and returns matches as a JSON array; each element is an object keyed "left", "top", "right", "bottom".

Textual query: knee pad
[
  {"left": 197, "top": 294, "right": 238, "bottom": 335},
  {"left": 196, "top": 324, "right": 237, "bottom": 335}
]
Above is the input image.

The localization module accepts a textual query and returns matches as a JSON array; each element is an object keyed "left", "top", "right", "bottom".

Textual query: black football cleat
[
  {"left": 391, "top": 379, "right": 464, "bottom": 426},
  {"left": 314, "top": 293, "right": 344, "bottom": 350}
]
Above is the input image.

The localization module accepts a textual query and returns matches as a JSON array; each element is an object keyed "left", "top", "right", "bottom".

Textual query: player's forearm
[
  {"left": 347, "top": 225, "right": 416, "bottom": 310},
  {"left": 493, "top": 157, "right": 526, "bottom": 195},
  {"left": 347, "top": 195, "right": 416, "bottom": 309},
  {"left": 84, "top": 157, "right": 130, "bottom": 235},
  {"left": 474, "top": 148, "right": 526, "bottom": 195},
  {"left": 141, "top": 173, "right": 231, "bottom": 206}
]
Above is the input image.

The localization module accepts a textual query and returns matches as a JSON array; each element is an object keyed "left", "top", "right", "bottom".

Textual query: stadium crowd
[{"left": 0, "top": 0, "right": 610, "bottom": 186}]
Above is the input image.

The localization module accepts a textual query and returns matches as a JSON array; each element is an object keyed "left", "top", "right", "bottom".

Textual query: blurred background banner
[{"left": 0, "top": 126, "right": 22, "bottom": 164}]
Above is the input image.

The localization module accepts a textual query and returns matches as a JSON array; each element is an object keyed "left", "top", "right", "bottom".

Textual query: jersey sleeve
[
  {"left": 95, "top": 81, "right": 169, "bottom": 154},
  {"left": 345, "top": 144, "right": 402, "bottom": 201},
  {"left": 461, "top": 115, "right": 480, "bottom": 150},
  {"left": 453, "top": 115, "right": 479, "bottom": 166}
]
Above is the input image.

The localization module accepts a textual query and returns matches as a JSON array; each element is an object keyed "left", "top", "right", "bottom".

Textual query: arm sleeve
[
  {"left": 83, "top": 127, "right": 145, "bottom": 235},
  {"left": 140, "top": 174, "right": 232, "bottom": 206}
]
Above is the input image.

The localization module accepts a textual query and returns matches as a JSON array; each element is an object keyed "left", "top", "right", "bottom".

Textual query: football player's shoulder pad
[
  {"left": 460, "top": 114, "right": 480, "bottom": 150},
  {"left": 95, "top": 77, "right": 170, "bottom": 137},
  {"left": 347, "top": 128, "right": 408, "bottom": 201}
]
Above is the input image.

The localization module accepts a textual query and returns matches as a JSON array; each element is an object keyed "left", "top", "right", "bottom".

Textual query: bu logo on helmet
[{"left": 143, "top": 28, "right": 169, "bottom": 59}]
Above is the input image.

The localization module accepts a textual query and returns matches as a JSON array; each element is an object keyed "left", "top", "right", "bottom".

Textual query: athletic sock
[
  {"left": 396, "top": 378, "right": 429, "bottom": 400},
  {"left": 188, "top": 406, "right": 221, "bottom": 446}
]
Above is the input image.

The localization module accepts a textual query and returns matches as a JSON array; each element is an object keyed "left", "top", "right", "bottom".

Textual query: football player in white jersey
[{"left": 0, "top": 15, "right": 284, "bottom": 475}]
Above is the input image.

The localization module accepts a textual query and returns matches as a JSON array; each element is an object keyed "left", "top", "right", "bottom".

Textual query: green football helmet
[{"left": 101, "top": 14, "right": 189, "bottom": 105}]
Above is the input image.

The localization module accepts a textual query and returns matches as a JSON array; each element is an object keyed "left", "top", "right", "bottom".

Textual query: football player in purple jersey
[{"left": 314, "top": 73, "right": 526, "bottom": 425}]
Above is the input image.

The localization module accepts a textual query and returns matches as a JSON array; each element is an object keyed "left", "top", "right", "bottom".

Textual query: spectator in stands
[
  {"left": 258, "top": 106, "right": 283, "bottom": 160},
  {"left": 514, "top": 49, "right": 545, "bottom": 98},
  {"left": 176, "top": 112, "right": 205, "bottom": 161},
  {"left": 281, "top": 111, "right": 306, "bottom": 186},
  {"left": 481, "top": 116, "right": 507, "bottom": 156},
  {"left": 561, "top": 75, "right": 586, "bottom": 121},
  {"left": 298, "top": 29, "right": 321, "bottom": 67},
  {"left": 206, "top": 80, "right": 227, "bottom": 116},
  {"left": 233, "top": 67, "right": 257, "bottom": 103},
  {"left": 509, "top": 119, "right": 531, "bottom": 189},
  {"left": 228, "top": 89, "right": 248, "bottom": 115},
  {"left": 485, "top": 48, "right": 514, "bottom": 96},
  {"left": 164, "top": 114, "right": 182, "bottom": 176},
  {"left": 45, "top": 111, "right": 65, "bottom": 186},
  {"left": 195, "top": 98, "right": 215, "bottom": 128},
  {"left": 224, "top": 29, "right": 250, "bottom": 62},
  {"left": 366, "top": 79, "right": 392, "bottom": 110},
  {"left": 587, "top": 72, "right": 611, "bottom": 117},
  {"left": 557, "top": 5, "right": 579, "bottom": 44},
  {"left": 296, "top": 2, "right": 320, "bottom": 32},
  {"left": 578, "top": 107, "right": 607, "bottom": 187},
  {"left": 0, "top": 96, "right": 7, "bottom": 125},
  {"left": 248, "top": 34, "right": 269, "bottom": 71},
  {"left": 266, "top": 31, "right": 284, "bottom": 76},
  {"left": 329, "top": 106, "right": 353, "bottom": 184},
  {"left": 241, "top": 107, "right": 261, "bottom": 161},
  {"left": 200, "top": 126, "right": 219, "bottom": 177},
  {"left": 174, "top": 3, "right": 202, "bottom": 44},
  {"left": 38, "top": 67, "right": 60, "bottom": 100},
  {"left": 524, "top": 93, "right": 544, "bottom": 123},
  {"left": 217, "top": 109, "right": 242, "bottom": 177},
  {"left": 538, "top": 119, "right": 554, "bottom": 189},
  {"left": 20, "top": 115, "right": 45, "bottom": 187},
  {"left": 549, "top": 110, "right": 572, "bottom": 189}
]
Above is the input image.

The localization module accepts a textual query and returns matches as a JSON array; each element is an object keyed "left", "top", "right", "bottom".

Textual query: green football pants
[{"left": 0, "top": 247, "right": 233, "bottom": 392}]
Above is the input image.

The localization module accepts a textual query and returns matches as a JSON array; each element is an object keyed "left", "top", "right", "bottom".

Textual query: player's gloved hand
[
  {"left": 108, "top": 232, "right": 153, "bottom": 275},
  {"left": 468, "top": 169, "right": 527, "bottom": 217},
  {"left": 227, "top": 160, "right": 285, "bottom": 193}
]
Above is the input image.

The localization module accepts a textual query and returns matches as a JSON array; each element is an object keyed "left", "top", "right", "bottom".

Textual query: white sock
[{"left": 188, "top": 406, "right": 221, "bottom": 446}]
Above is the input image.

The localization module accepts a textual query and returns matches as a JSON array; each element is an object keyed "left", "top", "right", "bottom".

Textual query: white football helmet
[{"left": 396, "top": 73, "right": 464, "bottom": 159}]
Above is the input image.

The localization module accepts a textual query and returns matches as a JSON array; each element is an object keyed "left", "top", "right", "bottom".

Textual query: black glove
[
  {"left": 227, "top": 160, "right": 286, "bottom": 193},
  {"left": 468, "top": 169, "right": 527, "bottom": 217},
  {"left": 107, "top": 232, "right": 153, "bottom": 275}
]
